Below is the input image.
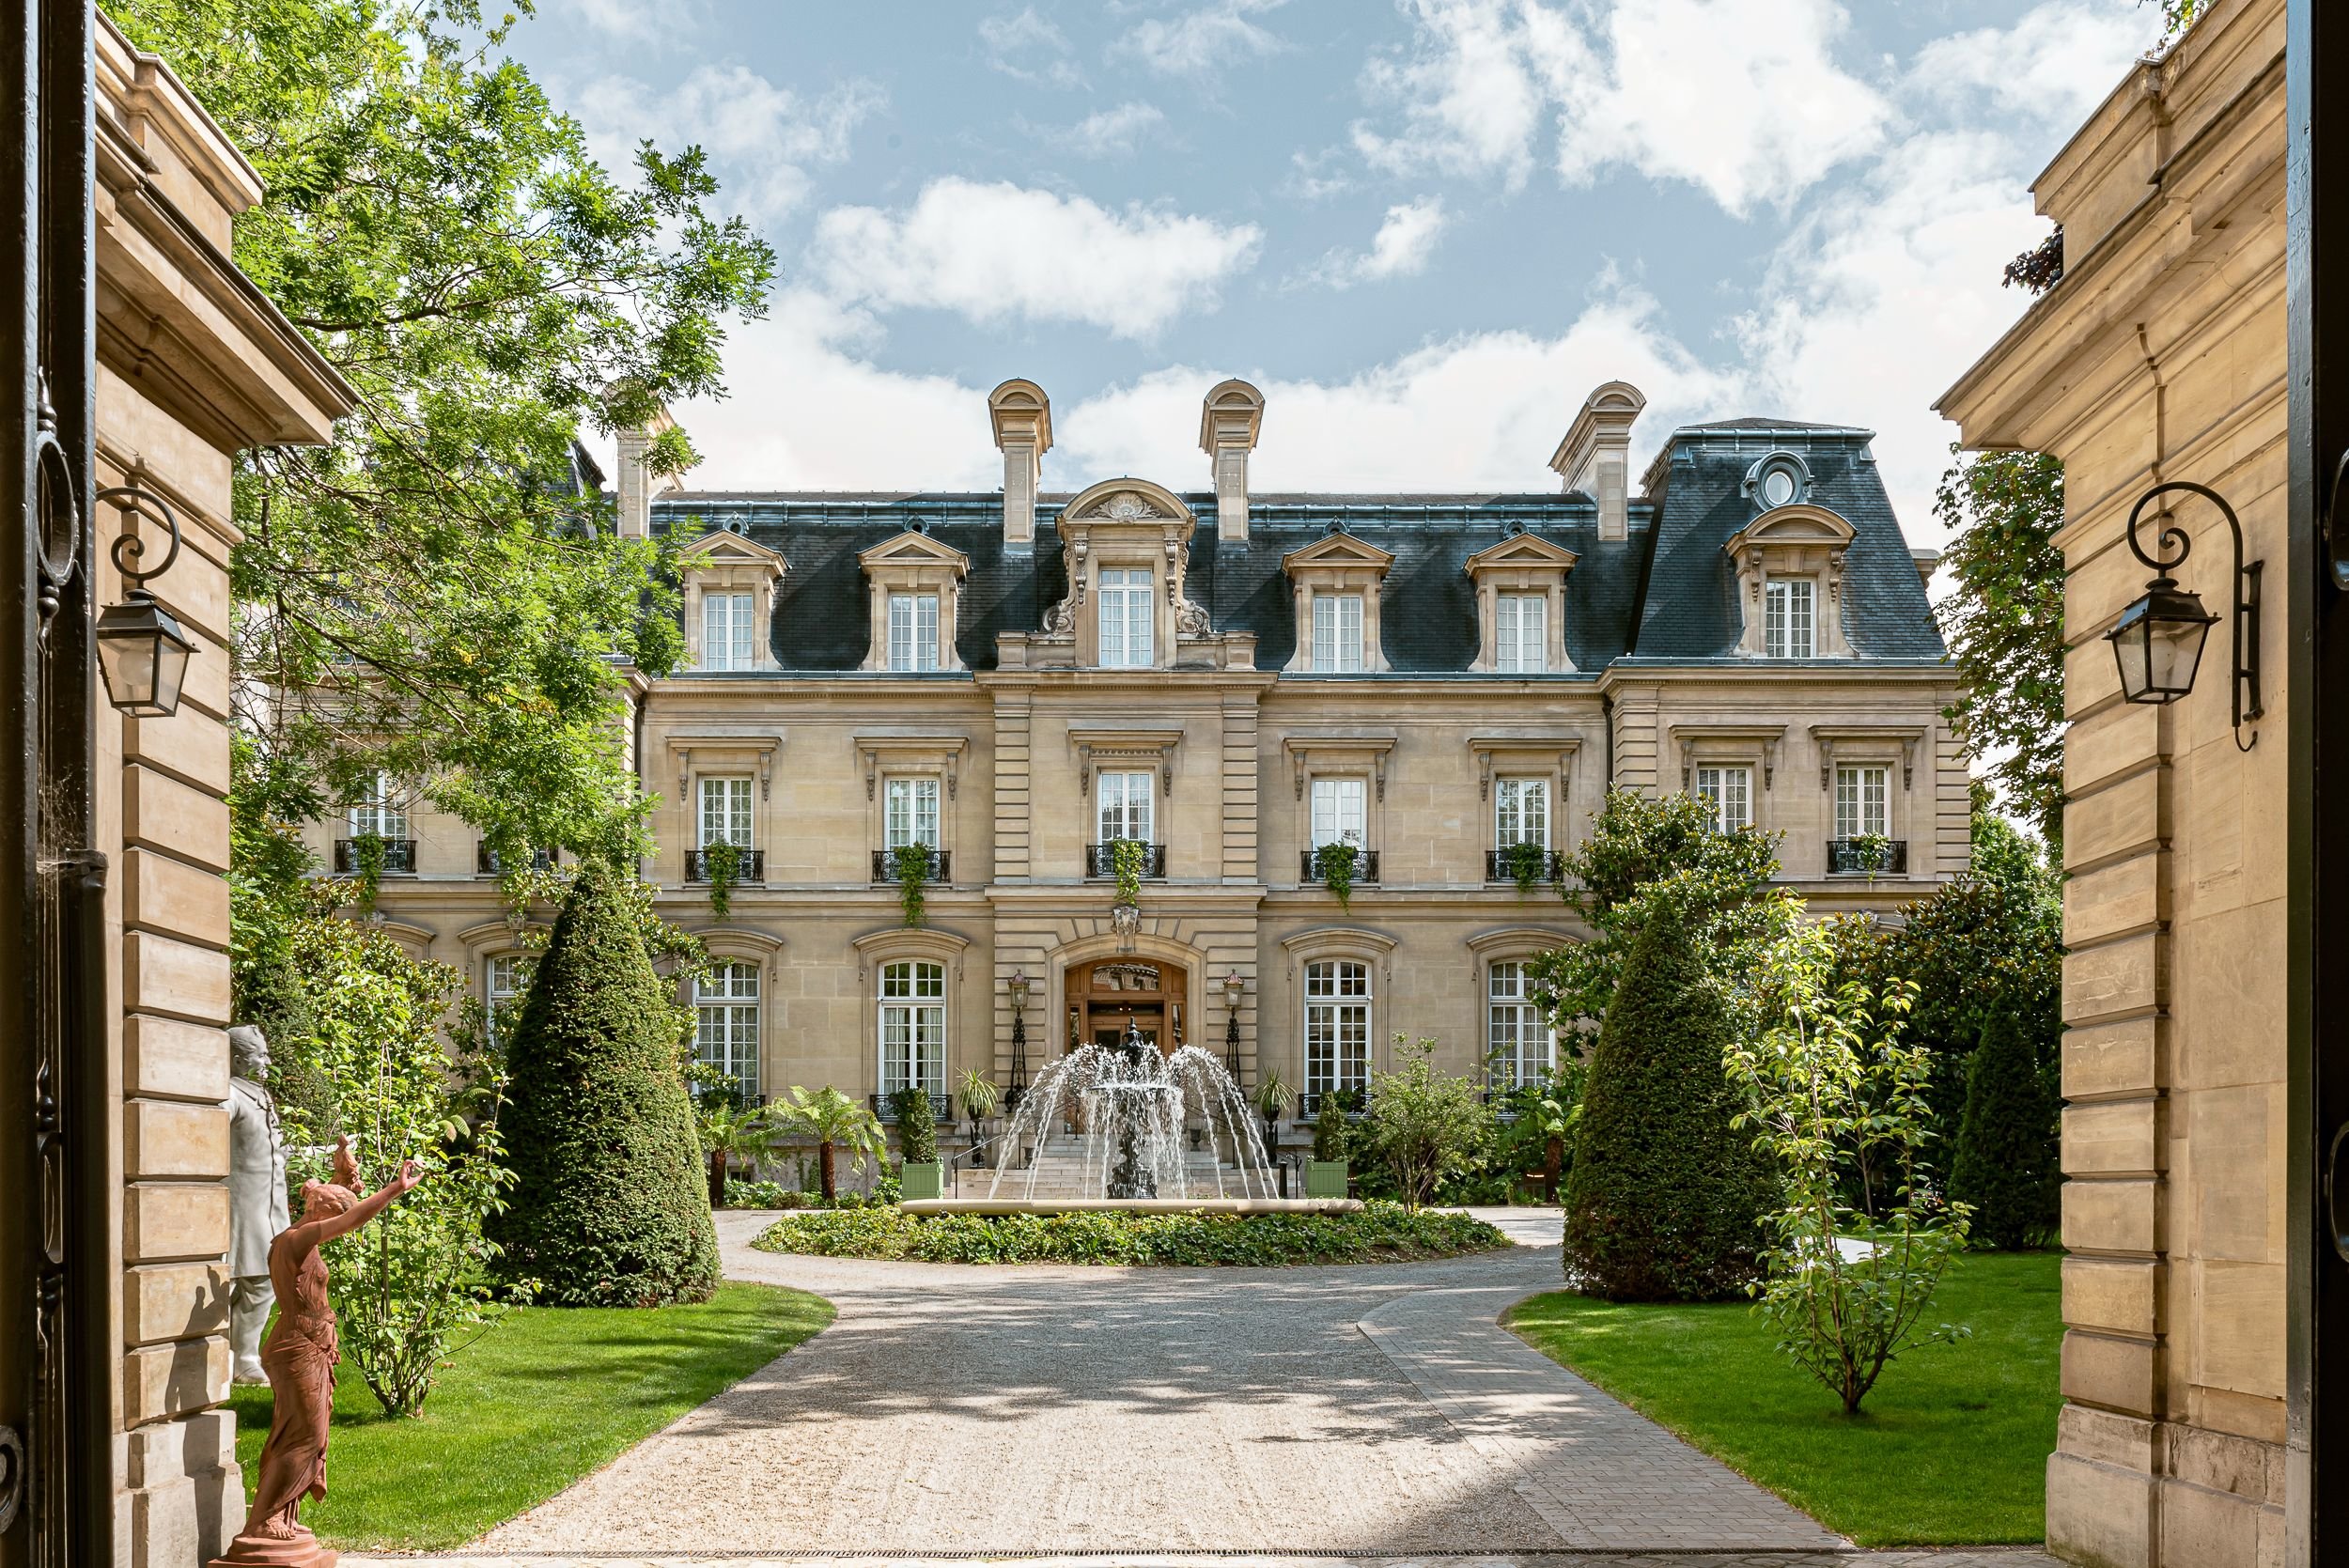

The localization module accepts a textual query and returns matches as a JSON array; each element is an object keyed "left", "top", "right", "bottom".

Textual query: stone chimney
[
  {"left": 1549, "top": 381, "right": 1647, "bottom": 542},
  {"left": 988, "top": 379, "right": 1052, "bottom": 551},
  {"left": 614, "top": 404, "right": 679, "bottom": 540},
  {"left": 1198, "top": 379, "right": 1265, "bottom": 544}
]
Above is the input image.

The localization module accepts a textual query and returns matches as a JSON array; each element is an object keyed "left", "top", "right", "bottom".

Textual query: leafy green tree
[
  {"left": 776, "top": 1086, "right": 887, "bottom": 1201},
  {"left": 111, "top": 0, "right": 774, "bottom": 871},
  {"left": 488, "top": 860, "right": 720, "bottom": 1306},
  {"left": 1934, "top": 450, "right": 2066, "bottom": 853},
  {"left": 1728, "top": 916, "right": 1971, "bottom": 1414},
  {"left": 270, "top": 917, "right": 519, "bottom": 1416},
  {"left": 1527, "top": 787, "right": 1781, "bottom": 1036},
  {"left": 1949, "top": 1007, "right": 2061, "bottom": 1249},
  {"left": 1563, "top": 896, "right": 1776, "bottom": 1301},
  {"left": 1364, "top": 1036, "right": 1487, "bottom": 1207},
  {"left": 697, "top": 1099, "right": 785, "bottom": 1211}
]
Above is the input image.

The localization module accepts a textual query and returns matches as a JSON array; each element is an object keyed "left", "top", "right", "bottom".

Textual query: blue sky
[{"left": 518, "top": 0, "right": 2168, "bottom": 546}]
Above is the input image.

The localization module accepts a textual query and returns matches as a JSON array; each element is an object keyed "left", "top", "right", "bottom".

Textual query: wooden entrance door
[{"left": 1066, "top": 958, "right": 1188, "bottom": 1055}]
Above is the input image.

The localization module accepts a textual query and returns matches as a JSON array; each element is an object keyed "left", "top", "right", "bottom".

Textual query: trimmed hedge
[
  {"left": 1563, "top": 897, "right": 1774, "bottom": 1301},
  {"left": 753, "top": 1202, "right": 1512, "bottom": 1266},
  {"left": 487, "top": 861, "right": 719, "bottom": 1306},
  {"left": 1948, "top": 1004, "right": 2060, "bottom": 1250}
]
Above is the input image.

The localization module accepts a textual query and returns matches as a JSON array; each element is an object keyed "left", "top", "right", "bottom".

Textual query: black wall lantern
[
  {"left": 2104, "top": 480, "right": 2263, "bottom": 751},
  {"left": 92, "top": 486, "right": 193, "bottom": 718}
]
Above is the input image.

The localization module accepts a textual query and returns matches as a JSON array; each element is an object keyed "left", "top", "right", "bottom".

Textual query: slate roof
[{"left": 648, "top": 423, "right": 1945, "bottom": 675}]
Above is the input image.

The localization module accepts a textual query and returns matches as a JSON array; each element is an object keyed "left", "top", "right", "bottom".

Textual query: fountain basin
[{"left": 900, "top": 1197, "right": 1363, "bottom": 1217}]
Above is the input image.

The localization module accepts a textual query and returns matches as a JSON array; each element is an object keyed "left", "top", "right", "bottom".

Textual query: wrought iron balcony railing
[
  {"left": 1826, "top": 837, "right": 1908, "bottom": 876},
  {"left": 1486, "top": 846, "right": 1566, "bottom": 883},
  {"left": 870, "top": 1091, "right": 954, "bottom": 1125},
  {"left": 871, "top": 846, "right": 952, "bottom": 883},
  {"left": 334, "top": 837, "right": 415, "bottom": 875},
  {"left": 1300, "top": 846, "right": 1380, "bottom": 884},
  {"left": 1084, "top": 841, "right": 1167, "bottom": 878},
  {"left": 1295, "top": 1087, "right": 1373, "bottom": 1121},
  {"left": 685, "top": 847, "right": 765, "bottom": 882},
  {"left": 476, "top": 844, "right": 557, "bottom": 875}
]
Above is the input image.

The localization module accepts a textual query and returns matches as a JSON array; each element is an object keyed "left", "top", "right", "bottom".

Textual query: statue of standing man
[{"left": 226, "top": 1024, "right": 290, "bottom": 1384}]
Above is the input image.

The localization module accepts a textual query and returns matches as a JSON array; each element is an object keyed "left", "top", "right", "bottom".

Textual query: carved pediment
[
  {"left": 679, "top": 529, "right": 788, "bottom": 570},
  {"left": 1464, "top": 532, "right": 1579, "bottom": 576},
  {"left": 857, "top": 529, "right": 971, "bottom": 576},
  {"left": 1080, "top": 489, "right": 1169, "bottom": 521},
  {"left": 1281, "top": 532, "right": 1396, "bottom": 574},
  {"left": 1722, "top": 504, "right": 1855, "bottom": 555}
]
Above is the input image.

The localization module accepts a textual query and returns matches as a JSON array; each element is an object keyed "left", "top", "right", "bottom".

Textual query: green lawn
[
  {"left": 1504, "top": 1250, "right": 2061, "bottom": 1546},
  {"left": 227, "top": 1281, "right": 833, "bottom": 1551}
]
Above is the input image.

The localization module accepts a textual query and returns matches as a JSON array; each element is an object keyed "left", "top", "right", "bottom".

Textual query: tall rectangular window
[
  {"left": 879, "top": 960, "right": 945, "bottom": 1095},
  {"left": 1311, "top": 592, "right": 1365, "bottom": 672},
  {"left": 1487, "top": 962, "right": 1554, "bottom": 1089},
  {"left": 884, "top": 776, "right": 941, "bottom": 849},
  {"left": 486, "top": 955, "right": 533, "bottom": 1050},
  {"left": 1496, "top": 593, "right": 1547, "bottom": 674},
  {"left": 887, "top": 592, "right": 941, "bottom": 672},
  {"left": 1304, "top": 959, "right": 1372, "bottom": 1096},
  {"left": 698, "top": 776, "right": 753, "bottom": 847},
  {"left": 702, "top": 592, "right": 754, "bottom": 671},
  {"left": 1765, "top": 578, "right": 1816, "bottom": 659},
  {"left": 695, "top": 961, "right": 761, "bottom": 1101},
  {"left": 1097, "top": 568, "right": 1153, "bottom": 668},
  {"left": 1494, "top": 777, "right": 1549, "bottom": 848},
  {"left": 1694, "top": 766, "right": 1752, "bottom": 832},
  {"left": 1310, "top": 777, "right": 1366, "bottom": 848},
  {"left": 1097, "top": 770, "right": 1155, "bottom": 845},
  {"left": 1836, "top": 765, "right": 1890, "bottom": 839},
  {"left": 349, "top": 772, "right": 407, "bottom": 839}
]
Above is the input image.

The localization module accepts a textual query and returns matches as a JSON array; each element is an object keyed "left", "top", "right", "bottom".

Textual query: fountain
[{"left": 902, "top": 1018, "right": 1361, "bottom": 1216}]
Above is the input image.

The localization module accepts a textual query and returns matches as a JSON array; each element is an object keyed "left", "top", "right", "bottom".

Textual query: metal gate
[{"left": 1, "top": 2, "right": 110, "bottom": 1567}]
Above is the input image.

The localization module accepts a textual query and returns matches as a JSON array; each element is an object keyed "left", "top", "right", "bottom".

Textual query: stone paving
[{"left": 387, "top": 1210, "right": 2056, "bottom": 1568}]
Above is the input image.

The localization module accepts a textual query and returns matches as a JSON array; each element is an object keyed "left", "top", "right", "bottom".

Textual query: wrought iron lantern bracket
[{"left": 2110, "top": 480, "right": 2263, "bottom": 752}]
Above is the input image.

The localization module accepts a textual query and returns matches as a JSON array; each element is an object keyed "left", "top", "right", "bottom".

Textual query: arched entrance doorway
[{"left": 1066, "top": 956, "right": 1189, "bottom": 1055}]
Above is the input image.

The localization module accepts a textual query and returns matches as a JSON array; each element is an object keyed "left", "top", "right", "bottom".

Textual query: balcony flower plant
[
  {"left": 702, "top": 838, "right": 743, "bottom": 919},
  {"left": 1317, "top": 838, "right": 1360, "bottom": 911},
  {"left": 892, "top": 841, "right": 931, "bottom": 928},
  {"left": 1501, "top": 838, "right": 1551, "bottom": 900}
]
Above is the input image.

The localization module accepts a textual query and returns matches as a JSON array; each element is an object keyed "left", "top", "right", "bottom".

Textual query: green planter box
[
  {"left": 1304, "top": 1159, "right": 1348, "bottom": 1199},
  {"left": 899, "top": 1160, "right": 943, "bottom": 1202}
]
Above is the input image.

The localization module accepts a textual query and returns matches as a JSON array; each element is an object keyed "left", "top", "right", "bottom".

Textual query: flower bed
[{"left": 753, "top": 1200, "right": 1513, "bottom": 1266}]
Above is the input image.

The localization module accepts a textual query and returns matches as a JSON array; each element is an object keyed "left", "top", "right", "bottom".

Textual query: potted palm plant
[{"left": 957, "top": 1067, "right": 1000, "bottom": 1167}]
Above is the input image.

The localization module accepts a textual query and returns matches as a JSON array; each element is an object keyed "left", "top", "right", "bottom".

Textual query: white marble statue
[{"left": 226, "top": 1024, "right": 291, "bottom": 1385}]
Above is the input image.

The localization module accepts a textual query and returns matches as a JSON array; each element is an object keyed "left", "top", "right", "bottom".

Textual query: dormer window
[
  {"left": 1098, "top": 568, "right": 1155, "bottom": 668},
  {"left": 1743, "top": 450, "right": 1812, "bottom": 510},
  {"left": 1311, "top": 592, "right": 1364, "bottom": 672},
  {"left": 703, "top": 592, "right": 754, "bottom": 671},
  {"left": 1282, "top": 529, "right": 1394, "bottom": 675},
  {"left": 1464, "top": 528, "right": 1578, "bottom": 675},
  {"left": 678, "top": 529, "right": 787, "bottom": 674},
  {"left": 859, "top": 528, "right": 970, "bottom": 673},
  {"left": 1724, "top": 505, "right": 1855, "bottom": 660},
  {"left": 888, "top": 593, "right": 941, "bottom": 672},
  {"left": 1765, "top": 578, "right": 1816, "bottom": 659}
]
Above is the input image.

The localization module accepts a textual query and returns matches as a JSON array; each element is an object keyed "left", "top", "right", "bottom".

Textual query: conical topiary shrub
[
  {"left": 1563, "top": 896, "right": 1774, "bottom": 1300},
  {"left": 487, "top": 859, "right": 719, "bottom": 1306},
  {"left": 1948, "top": 1002, "right": 2060, "bottom": 1250}
]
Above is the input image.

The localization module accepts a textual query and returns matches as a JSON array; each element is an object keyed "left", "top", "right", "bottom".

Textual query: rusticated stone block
[
  {"left": 125, "top": 1099, "right": 228, "bottom": 1180},
  {"left": 2158, "top": 1475, "right": 2272, "bottom": 1568},
  {"left": 123, "top": 930, "right": 230, "bottom": 1027},
  {"left": 2063, "top": 1327, "right": 2160, "bottom": 1417},
  {"left": 123, "top": 846, "right": 230, "bottom": 951},
  {"left": 123, "top": 1335, "right": 227, "bottom": 1426},
  {"left": 2065, "top": 1255, "right": 2163, "bottom": 1337},
  {"left": 2048, "top": 1448, "right": 2155, "bottom": 1568},
  {"left": 2064, "top": 1176, "right": 2164, "bottom": 1254},
  {"left": 125, "top": 1263, "right": 229, "bottom": 1346},
  {"left": 124, "top": 1181, "right": 228, "bottom": 1263},
  {"left": 123, "top": 765, "right": 229, "bottom": 873},
  {"left": 2064, "top": 1099, "right": 2163, "bottom": 1176},
  {"left": 125, "top": 1014, "right": 227, "bottom": 1104},
  {"left": 2066, "top": 1017, "right": 2162, "bottom": 1100}
]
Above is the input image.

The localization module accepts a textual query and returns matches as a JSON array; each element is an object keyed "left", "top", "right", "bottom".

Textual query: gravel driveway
[{"left": 451, "top": 1209, "right": 2053, "bottom": 1568}]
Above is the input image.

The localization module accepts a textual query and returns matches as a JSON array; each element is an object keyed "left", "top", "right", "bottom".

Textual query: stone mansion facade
[{"left": 323, "top": 378, "right": 1966, "bottom": 1134}]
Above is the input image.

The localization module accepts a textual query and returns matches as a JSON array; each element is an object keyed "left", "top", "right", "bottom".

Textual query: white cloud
[
  {"left": 1062, "top": 101, "right": 1168, "bottom": 158},
  {"left": 806, "top": 179, "right": 1263, "bottom": 338},
  {"left": 545, "top": 0, "right": 681, "bottom": 46},
  {"left": 1296, "top": 196, "right": 1451, "bottom": 289},
  {"left": 1356, "top": 0, "right": 1890, "bottom": 215},
  {"left": 1908, "top": 1, "right": 2155, "bottom": 125},
  {"left": 980, "top": 8, "right": 1086, "bottom": 88},
  {"left": 1115, "top": 0, "right": 1286, "bottom": 79},
  {"left": 575, "top": 66, "right": 884, "bottom": 227}
]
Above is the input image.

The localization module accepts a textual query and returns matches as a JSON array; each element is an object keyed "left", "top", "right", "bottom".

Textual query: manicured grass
[
  {"left": 227, "top": 1281, "right": 832, "bottom": 1551},
  {"left": 757, "top": 1200, "right": 1515, "bottom": 1265},
  {"left": 1504, "top": 1250, "right": 2061, "bottom": 1546}
]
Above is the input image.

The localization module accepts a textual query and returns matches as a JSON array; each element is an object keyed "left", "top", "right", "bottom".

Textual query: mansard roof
[{"left": 646, "top": 419, "right": 1945, "bottom": 675}]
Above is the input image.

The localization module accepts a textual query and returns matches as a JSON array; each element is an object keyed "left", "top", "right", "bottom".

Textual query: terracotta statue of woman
[{"left": 211, "top": 1137, "right": 421, "bottom": 1568}]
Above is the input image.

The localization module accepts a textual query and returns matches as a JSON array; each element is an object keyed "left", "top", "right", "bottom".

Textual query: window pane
[
  {"left": 1310, "top": 778, "right": 1364, "bottom": 847},
  {"left": 1496, "top": 778, "right": 1548, "bottom": 847},
  {"left": 889, "top": 594, "right": 913, "bottom": 670},
  {"left": 700, "top": 777, "right": 752, "bottom": 846},
  {"left": 1498, "top": 594, "right": 1545, "bottom": 674},
  {"left": 1835, "top": 767, "right": 1888, "bottom": 838},
  {"left": 1098, "top": 770, "right": 1153, "bottom": 843}
]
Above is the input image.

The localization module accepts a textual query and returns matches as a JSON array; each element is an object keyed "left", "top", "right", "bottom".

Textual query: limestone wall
[{"left": 1937, "top": 2, "right": 2291, "bottom": 1561}]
